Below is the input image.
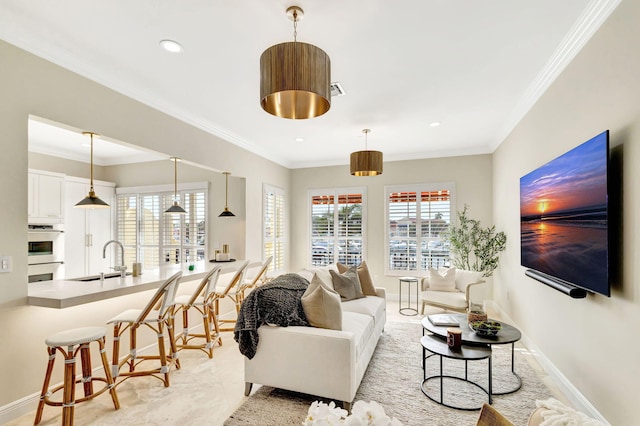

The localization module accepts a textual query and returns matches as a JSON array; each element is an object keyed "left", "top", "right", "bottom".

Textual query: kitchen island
[{"left": 28, "top": 260, "right": 243, "bottom": 309}]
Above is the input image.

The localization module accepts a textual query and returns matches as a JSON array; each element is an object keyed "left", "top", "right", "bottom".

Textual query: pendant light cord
[
  {"left": 293, "top": 9, "right": 298, "bottom": 42},
  {"left": 89, "top": 133, "right": 95, "bottom": 193},
  {"left": 225, "top": 172, "right": 229, "bottom": 208},
  {"left": 174, "top": 158, "right": 178, "bottom": 202}
]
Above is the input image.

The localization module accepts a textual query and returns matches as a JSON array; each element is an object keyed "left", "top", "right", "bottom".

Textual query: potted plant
[{"left": 445, "top": 205, "right": 507, "bottom": 320}]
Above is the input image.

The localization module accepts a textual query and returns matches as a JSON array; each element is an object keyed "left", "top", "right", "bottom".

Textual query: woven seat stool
[{"left": 34, "top": 326, "right": 120, "bottom": 426}]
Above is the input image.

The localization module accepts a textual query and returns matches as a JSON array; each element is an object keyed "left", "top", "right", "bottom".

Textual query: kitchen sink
[{"left": 71, "top": 271, "right": 132, "bottom": 282}]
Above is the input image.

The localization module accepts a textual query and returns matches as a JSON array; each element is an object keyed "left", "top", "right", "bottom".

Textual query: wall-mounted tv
[{"left": 520, "top": 130, "right": 610, "bottom": 297}]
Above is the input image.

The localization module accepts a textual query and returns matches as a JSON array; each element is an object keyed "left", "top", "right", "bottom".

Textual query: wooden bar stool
[{"left": 34, "top": 326, "right": 120, "bottom": 426}]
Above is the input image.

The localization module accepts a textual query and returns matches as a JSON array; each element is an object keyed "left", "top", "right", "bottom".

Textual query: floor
[{"left": 7, "top": 299, "right": 570, "bottom": 426}]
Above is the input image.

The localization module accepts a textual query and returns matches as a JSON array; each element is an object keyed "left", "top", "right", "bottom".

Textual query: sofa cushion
[
  {"left": 297, "top": 267, "right": 335, "bottom": 290},
  {"left": 330, "top": 267, "right": 365, "bottom": 301},
  {"left": 301, "top": 274, "right": 342, "bottom": 330},
  {"left": 341, "top": 296, "right": 385, "bottom": 322},
  {"left": 336, "top": 260, "right": 377, "bottom": 296},
  {"left": 427, "top": 266, "right": 457, "bottom": 291},
  {"left": 341, "top": 311, "right": 374, "bottom": 358}
]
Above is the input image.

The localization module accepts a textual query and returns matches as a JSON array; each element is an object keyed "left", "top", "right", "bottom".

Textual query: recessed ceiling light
[
  {"left": 295, "top": 137, "right": 304, "bottom": 142},
  {"left": 429, "top": 122, "right": 441, "bottom": 127},
  {"left": 159, "top": 39, "right": 183, "bottom": 53}
]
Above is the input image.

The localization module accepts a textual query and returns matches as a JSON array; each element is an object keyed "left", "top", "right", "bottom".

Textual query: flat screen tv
[{"left": 520, "top": 130, "right": 610, "bottom": 297}]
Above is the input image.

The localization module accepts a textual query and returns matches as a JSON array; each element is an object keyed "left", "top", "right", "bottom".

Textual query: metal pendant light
[
  {"left": 350, "top": 129, "right": 383, "bottom": 176},
  {"left": 219, "top": 172, "right": 235, "bottom": 217},
  {"left": 260, "top": 6, "right": 331, "bottom": 119},
  {"left": 165, "top": 157, "right": 187, "bottom": 214},
  {"left": 74, "top": 132, "right": 110, "bottom": 208}
]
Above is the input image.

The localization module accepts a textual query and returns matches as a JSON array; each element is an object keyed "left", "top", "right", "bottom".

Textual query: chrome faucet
[{"left": 103, "top": 240, "right": 127, "bottom": 277}]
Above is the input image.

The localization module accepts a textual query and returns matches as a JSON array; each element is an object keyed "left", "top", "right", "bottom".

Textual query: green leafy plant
[{"left": 446, "top": 205, "right": 507, "bottom": 277}]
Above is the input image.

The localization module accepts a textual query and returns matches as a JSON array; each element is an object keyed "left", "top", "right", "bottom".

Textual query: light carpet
[{"left": 225, "top": 320, "right": 552, "bottom": 426}]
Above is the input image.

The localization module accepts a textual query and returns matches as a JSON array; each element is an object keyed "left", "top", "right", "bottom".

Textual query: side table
[
  {"left": 420, "top": 334, "right": 492, "bottom": 411},
  {"left": 398, "top": 276, "right": 419, "bottom": 316}
]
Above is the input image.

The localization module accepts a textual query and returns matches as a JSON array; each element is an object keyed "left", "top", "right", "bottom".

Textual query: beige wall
[
  {"left": 0, "top": 39, "right": 288, "bottom": 410},
  {"left": 493, "top": 0, "right": 640, "bottom": 423},
  {"left": 290, "top": 154, "right": 494, "bottom": 294}
]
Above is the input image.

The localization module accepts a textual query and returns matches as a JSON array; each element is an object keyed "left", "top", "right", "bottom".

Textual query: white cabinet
[
  {"left": 28, "top": 170, "right": 65, "bottom": 224},
  {"left": 64, "top": 177, "right": 116, "bottom": 278}
]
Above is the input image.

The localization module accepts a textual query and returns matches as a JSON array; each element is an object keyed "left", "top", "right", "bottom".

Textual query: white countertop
[{"left": 28, "top": 260, "right": 243, "bottom": 309}]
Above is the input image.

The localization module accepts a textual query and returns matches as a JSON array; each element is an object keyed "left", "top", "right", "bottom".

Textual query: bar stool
[{"left": 35, "top": 326, "right": 120, "bottom": 425}]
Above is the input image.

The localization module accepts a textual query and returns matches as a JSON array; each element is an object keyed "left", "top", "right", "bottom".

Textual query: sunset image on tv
[{"left": 520, "top": 131, "right": 609, "bottom": 295}]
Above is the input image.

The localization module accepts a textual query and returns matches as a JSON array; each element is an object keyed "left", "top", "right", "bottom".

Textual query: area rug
[{"left": 224, "top": 321, "right": 552, "bottom": 426}]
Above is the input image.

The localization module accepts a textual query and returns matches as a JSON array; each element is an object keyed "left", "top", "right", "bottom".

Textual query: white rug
[{"left": 225, "top": 320, "right": 551, "bottom": 426}]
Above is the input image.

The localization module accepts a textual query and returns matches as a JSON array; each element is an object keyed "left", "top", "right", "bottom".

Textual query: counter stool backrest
[
  {"left": 192, "top": 266, "right": 222, "bottom": 306},
  {"left": 219, "top": 260, "right": 250, "bottom": 298},
  {"left": 137, "top": 271, "right": 183, "bottom": 323},
  {"left": 245, "top": 256, "right": 273, "bottom": 290}
]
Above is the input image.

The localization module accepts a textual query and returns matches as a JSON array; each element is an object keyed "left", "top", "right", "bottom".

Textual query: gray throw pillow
[{"left": 330, "top": 266, "right": 365, "bottom": 301}]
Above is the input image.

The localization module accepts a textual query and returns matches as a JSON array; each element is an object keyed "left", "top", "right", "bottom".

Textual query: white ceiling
[{"left": 1, "top": 1, "right": 618, "bottom": 168}]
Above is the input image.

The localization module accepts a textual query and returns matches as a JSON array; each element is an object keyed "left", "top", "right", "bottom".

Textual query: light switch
[{"left": 0, "top": 256, "right": 12, "bottom": 273}]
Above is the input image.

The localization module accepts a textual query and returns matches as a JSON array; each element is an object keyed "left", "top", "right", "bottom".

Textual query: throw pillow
[
  {"left": 329, "top": 266, "right": 365, "bottom": 301},
  {"left": 336, "top": 260, "right": 377, "bottom": 296},
  {"left": 297, "top": 268, "right": 335, "bottom": 290},
  {"left": 427, "top": 267, "right": 457, "bottom": 292},
  {"left": 301, "top": 274, "right": 342, "bottom": 330}
]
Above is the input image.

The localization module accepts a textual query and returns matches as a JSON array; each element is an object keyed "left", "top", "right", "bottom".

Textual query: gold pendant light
[
  {"left": 350, "top": 129, "right": 383, "bottom": 176},
  {"left": 260, "top": 6, "right": 331, "bottom": 119},
  {"left": 165, "top": 157, "right": 187, "bottom": 214},
  {"left": 74, "top": 132, "right": 110, "bottom": 208},
  {"left": 219, "top": 172, "right": 235, "bottom": 217}
]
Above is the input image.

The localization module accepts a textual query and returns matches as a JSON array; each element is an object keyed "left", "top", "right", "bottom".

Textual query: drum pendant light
[
  {"left": 260, "top": 6, "right": 331, "bottom": 119},
  {"left": 165, "top": 157, "right": 187, "bottom": 214},
  {"left": 350, "top": 129, "right": 383, "bottom": 176},
  {"left": 74, "top": 132, "right": 110, "bottom": 208},
  {"left": 219, "top": 172, "right": 235, "bottom": 217}
]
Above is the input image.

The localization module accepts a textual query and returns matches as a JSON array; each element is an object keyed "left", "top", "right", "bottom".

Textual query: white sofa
[{"left": 243, "top": 269, "right": 386, "bottom": 409}]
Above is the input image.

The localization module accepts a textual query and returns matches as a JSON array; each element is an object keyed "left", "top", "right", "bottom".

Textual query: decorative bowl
[{"left": 470, "top": 320, "right": 502, "bottom": 337}]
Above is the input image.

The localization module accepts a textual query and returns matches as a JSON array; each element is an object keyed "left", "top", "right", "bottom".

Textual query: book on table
[{"left": 428, "top": 314, "right": 460, "bottom": 327}]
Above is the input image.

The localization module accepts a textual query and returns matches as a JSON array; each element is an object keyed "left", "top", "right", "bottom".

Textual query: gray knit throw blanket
[{"left": 234, "top": 273, "right": 309, "bottom": 359}]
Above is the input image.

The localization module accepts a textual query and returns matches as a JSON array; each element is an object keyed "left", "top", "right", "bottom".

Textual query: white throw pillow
[
  {"left": 301, "top": 274, "right": 342, "bottom": 330},
  {"left": 297, "top": 268, "right": 335, "bottom": 290},
  {"left": 428, "top": 267, "right": 457, "bottom": 292}
]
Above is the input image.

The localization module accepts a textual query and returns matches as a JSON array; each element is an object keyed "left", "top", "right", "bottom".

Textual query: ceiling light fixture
[
  {"left": 219, "top": 172, "right": 235, "bottom": 217},
  {"left": 350, "top": 129, "right": 383, "bottom": 176},
  {"left": 75, "top": 132, "right": 110, "bottom": 209},
  {"left": 165, "top": 157, "right": 187, "bottom": 214},
  {"left": 159, "top": 39, "right": 183, "bottom": 53},
  {"left": 260, "top": 6, "right": 331, "bottom": 119},
  {"left": 429, "top": 122, "right": 441, "bottom": 127}
]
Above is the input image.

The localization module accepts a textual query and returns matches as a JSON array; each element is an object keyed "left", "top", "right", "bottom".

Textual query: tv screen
[{"left": 520, "top": 130, "right": 610, "bottom": 296}]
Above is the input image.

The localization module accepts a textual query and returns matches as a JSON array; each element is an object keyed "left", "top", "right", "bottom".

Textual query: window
[
  {"left": 310, "top": 188, "right": 365, "bottom": 267},
  {"left": 116, "top": 183, "right": 207, "bottom": 270},
  {"left": 385, "top": 183, "right": 454, "bottom": 275},
  {"left": 263, "top": 184, "right": 285, "bottom": 274}
]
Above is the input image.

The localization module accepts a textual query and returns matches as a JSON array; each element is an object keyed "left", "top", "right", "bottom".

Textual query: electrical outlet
[{"left": 0, "top": 256, "right": 12, "bottom": 273}]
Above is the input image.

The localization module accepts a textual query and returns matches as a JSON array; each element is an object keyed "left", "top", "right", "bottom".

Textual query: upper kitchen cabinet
[
  {"left": 28, "top": 169, "right": 65, "bottom": 224},
  {"left": 64, "top": 176, "right": 116, "bottom": 278}
]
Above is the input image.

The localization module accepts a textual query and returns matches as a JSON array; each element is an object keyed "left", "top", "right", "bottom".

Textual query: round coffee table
[
  {"left": 420, "top": 335, "right": 492, "bottom": 411},
  {"left": 422, "top": 313, "right": 522, "bottom": 396}
]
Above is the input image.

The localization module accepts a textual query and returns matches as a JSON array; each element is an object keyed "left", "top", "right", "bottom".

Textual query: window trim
[
  {"left": 262, "top": 183, "right": 286, "bottom": 275},
  {"left": 384, "top": 182, "right": 455, "bottom": 277},
  {"left": 308, "top": 186, "right": 367, "bottom": 268}
]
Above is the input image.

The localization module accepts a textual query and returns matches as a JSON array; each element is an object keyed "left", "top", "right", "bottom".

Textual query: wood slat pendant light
[
  {"left": 260, "top": 6, "right": 331, "bottom": 119},
  {"left": 350, "top": 129, "right": 383, "bottom": 176}
]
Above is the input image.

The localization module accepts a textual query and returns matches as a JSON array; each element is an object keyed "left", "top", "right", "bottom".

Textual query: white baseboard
[
  {"left": 0, "top": 393, "right": 39, "bottom": 425},
  {"left": 485, "top": 301, "right": 609, "bottom": 424}
]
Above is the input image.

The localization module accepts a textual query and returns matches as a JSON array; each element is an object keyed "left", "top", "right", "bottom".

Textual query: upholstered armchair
[{"left": 420, "top": 268, "right": 485, "bottom": 314}]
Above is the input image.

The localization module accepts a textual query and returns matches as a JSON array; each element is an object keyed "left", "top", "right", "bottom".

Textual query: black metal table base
[{"left": 421, "top": 336, "right": 492, "bottom": 411}]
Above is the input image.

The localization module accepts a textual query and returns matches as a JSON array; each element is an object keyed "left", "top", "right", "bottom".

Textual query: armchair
[{"left": 420, "top": 268, "right": 485, "bottom": 315}]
